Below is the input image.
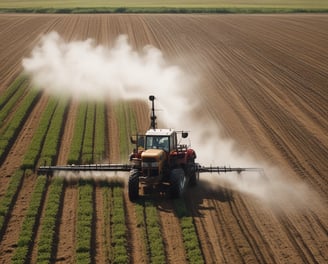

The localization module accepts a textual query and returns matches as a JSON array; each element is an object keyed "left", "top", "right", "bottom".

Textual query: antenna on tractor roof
[{"left": 149, "top": 95, "right": 157, "bottom": 129}]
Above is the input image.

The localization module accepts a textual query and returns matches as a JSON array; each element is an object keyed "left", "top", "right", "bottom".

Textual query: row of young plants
[
  {"left": 12, "top": 176, "right": 47, "bottom": 263},
  {"left": 93, "top": 103, "right": 106, "bottom": 162},
  {"left": 81, "top": 103, "right": 95, "bottom": 164},
  {"left": 110, "top": 186, "right": 128, "bottom": 263},
  {"left": 102, "top": 183, "right": 129, "bottom": 264},
  {"left": 135, "top": 199, "right": 166, "bottom": 263},
  {"left": 114, "top": 102, "right": 137, "bottom": 159},
  {"left": 36, "top": 177, "right": 64, "bottom": 263},
  {"left": 67, "top": 103, "right": 88, "bottom": 164},
  {"left": 0, "top": 75, "right": 27, "bottom": 124},
  {"left": 174, "top": 198, "right": 204, "bottom": 263},
  {"left": 72, "top": 102, "right": 106, "bottom": 164},
  {"left": 0, "top": 88, "right": 39, "bottom": 163},
  {"left": 0, "top": 170, "right": 24, "bottom": 235},
  {"left": 38, "top": 99, "right": 68, "bottom": 167},
  {"left": 21, "top": 98, "right": 59, "bottom": 169},
  {"left": 76, "top": 179, "right": 94, "bottom": 263}
]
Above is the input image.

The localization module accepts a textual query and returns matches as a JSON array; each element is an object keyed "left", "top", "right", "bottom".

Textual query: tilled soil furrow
[
  {"left": 209, "top": 201, "right": 244, "bottom": 263},
  {"left": 124, "top": 191, "right": 148, "bottom": 264},
  {"left": 229, "top": 197, "right": 277, "bottom": 264},
  {"left": 187, "top": 187, "right": 241, "bottom": 264},
  {"left": 55, "top": 183, "right": 78, "bottom": 263},
  {"left": 157, "top": 200, "right": 188, "bottom": 264},
  {"left": 276, "top": 211, "right": 320, "bottom": 264}
]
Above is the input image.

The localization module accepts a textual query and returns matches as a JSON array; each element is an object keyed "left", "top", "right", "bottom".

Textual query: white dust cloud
[
  {"left": 24, "top": 32, "right": 316, "bottom": 210},
  {"left": 22, "top": 31, "right": 193, "bottom": 125},
  {"left": 54, "top": 170, "right": 127, "bottom": 183}
]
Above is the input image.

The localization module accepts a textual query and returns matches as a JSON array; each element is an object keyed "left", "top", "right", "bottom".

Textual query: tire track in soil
[
  {"left": 55, "top": 183, "right": 78, "bottom": 263},
  {"left": 279, "top": 215, "right": 317, "bottom": 264},
  {"left": 124, "top": 191, "right": 148, "bottom": 264},
  {"left": 188, "top": 186, "right": 243, "bottom": 264},
  {"left": 228, "top": 197, "right": 276, "bottom": 264},
  {"left": 157, "top": 200, "right": 188, "bottom": 264}
]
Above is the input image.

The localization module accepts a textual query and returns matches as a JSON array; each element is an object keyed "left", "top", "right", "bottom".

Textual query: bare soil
[{"left": 0, "top": 13, "right": 327, "bottom": 264}]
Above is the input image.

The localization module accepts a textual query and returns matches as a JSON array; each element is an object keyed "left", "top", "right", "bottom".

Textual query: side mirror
[{"left": 182, "top": 132, "right": 188, "bottom": 138}]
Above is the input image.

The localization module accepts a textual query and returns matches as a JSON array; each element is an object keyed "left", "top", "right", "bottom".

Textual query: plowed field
[{"left": 0, "top": 13, "right": 327, "bottom": 263}]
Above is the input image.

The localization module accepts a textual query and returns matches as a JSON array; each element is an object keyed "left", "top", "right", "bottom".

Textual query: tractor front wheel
[{"left": 128, "top": 170, "right": 139, "bottom": 201}]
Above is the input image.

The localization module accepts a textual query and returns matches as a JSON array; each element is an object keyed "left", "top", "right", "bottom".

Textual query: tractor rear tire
[
  {"left": 128, "top": 170, "right": 139, "bottom": 201},
  {"left": 170, "top": 168, "right": 185, "bottom": 199},
  {"left": 188, "top": 161, "right": 199, "bottom": 186}
]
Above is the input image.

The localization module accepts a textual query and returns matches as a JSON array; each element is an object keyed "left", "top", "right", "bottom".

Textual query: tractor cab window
[{"left": 146, "top": 136, "right": 169, "bottom": 152}]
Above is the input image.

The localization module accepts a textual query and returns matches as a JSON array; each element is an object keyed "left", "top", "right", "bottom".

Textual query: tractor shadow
[
  {"left": 182, "top": 179, "right": 235, "bottom": 218},
  {"left": 146, "top": 179, "right": 235, "bottom": 218}
]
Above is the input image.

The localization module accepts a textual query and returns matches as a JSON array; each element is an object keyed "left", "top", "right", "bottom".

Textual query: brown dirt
[{"left": 0, "top": 13, "right": 327, "bottom": 264}]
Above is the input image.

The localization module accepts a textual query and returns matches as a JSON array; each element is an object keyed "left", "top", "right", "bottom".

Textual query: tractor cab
[{"left": 145, "top": 129, "right": 177, "bottom": 153}]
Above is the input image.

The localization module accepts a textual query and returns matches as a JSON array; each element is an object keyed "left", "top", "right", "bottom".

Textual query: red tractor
[{"left": 127, "top": 95, "right": 199, "bottom": 200}]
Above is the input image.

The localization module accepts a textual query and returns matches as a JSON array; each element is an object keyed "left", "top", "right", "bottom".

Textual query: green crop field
[{"left": 0, "top": 0, "right": 327, "bottom": 13}]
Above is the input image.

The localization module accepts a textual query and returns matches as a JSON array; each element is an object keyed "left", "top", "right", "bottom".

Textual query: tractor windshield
[{"left": 146, "top": 136, "right": 169, "bottom": 152}]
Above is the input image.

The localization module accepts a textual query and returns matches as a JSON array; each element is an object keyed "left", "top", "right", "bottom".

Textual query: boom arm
[
  {"left": 38, "top": 164, "right": 132, "bottom": 175},
  {"left": 38, "top": 163, "right": 264, "bottom": 176},
  {"left": 196, "top": 165, "right": 264, "bottom": 175}
]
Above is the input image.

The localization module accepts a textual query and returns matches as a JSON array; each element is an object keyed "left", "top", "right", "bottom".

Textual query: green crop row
[
  {"left": 0, "top": 88, "right": 39, "bottom": 164},
  {"left": 135, "top": 199, "right": 166, "bottom": 263},
  {"left": 36, "top": 177, "right": 64, "bottom": 263},
  {"left": 21, "top": 98, "right": 58, "bottom": 170},
  {"left": 67, "top": 103, "right": 88, "bottom": 164},
  {"left": 114, "top": 102, "right": 137, "bottom": 160},
  {"left": 81, "top": 103, "right": 95, "bottom": 164},
  {"left": 102, "top": 184, "right": 112, "bottom": 262},
  {"left": 0, "top": 75, "right": 27, "bottom": 124},
  {"left": 12, "top": 176, "right": 47, "bottom": 264},
  {"left": 144, "top": 200, "right": 166, "bottom": 263},
  {"left": 0, "top": 170, "right": 24, "bottom": 235},
  {"left": 76, "top": 180, "right": 94, "bottom": 264},
  {"left": 94, "top": 103, "right": 106, "bottom": 162},
  {"left": 111, "top": 186, "right": 128, "bottom": 264},
  {"left": 102, "top": 182, "right": 128, "bottom": 263},
  {"left": 39, "top": 99, "right": 68, "bottom": 167},
  {"left": 174, "top": 199, "right": 204, "bottom": 263},
  {"left": 135, "top": 201, "right": 149, "bottom": 260}
]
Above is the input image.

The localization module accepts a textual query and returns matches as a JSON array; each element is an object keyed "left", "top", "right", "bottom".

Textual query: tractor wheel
[
  {"left": 170, "top": 168, "right": 185, "bottom": 199},
  {"left": 188, "top": 162, "right": 199, "bottom": 186},
  {"left": 128, "top": 170, "right": 139, "bottom": 201}
]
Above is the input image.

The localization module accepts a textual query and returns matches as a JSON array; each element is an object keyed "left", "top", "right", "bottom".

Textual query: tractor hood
[{"left": 141, "top": 149, "right": 165, "bottom": 161}]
